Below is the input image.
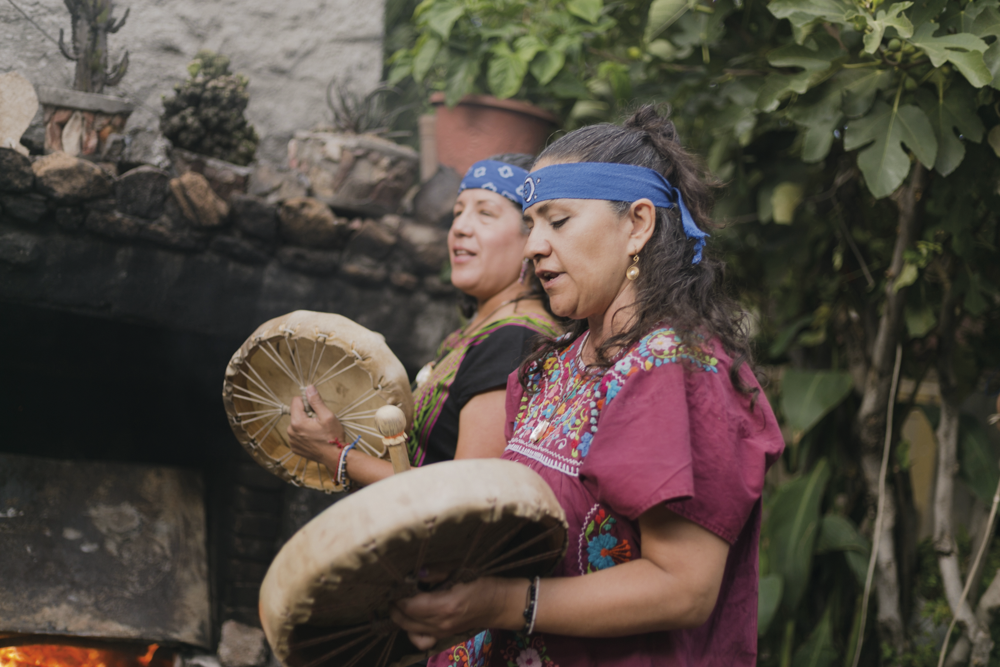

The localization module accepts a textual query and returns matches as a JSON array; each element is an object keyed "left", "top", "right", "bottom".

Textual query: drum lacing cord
[{"left": 290, "top": 617, "right": 401, "bottom": 667}]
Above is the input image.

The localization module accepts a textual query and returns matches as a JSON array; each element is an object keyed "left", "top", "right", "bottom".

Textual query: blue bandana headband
[
  {"left": 521, "top": 162, "right": 709, "bottom": 264},
  {"left": 458, "top": 159, "right": 530, "bottom": 208}
]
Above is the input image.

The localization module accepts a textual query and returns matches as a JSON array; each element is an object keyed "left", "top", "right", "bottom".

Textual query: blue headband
[
  {"left": 458, "top": 160, "right": 530, "bottom": 207},
  {"left": 521, "top": 162, "right": 708, "bottom": 264}
]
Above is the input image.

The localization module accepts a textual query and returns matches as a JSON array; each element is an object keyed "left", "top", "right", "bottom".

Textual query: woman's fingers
[
  {"left": 305, "top": 385, "right": 334, "bottom": 420},
  {"left": 407, "top": 632, "right": 438, "bottom": 652}
]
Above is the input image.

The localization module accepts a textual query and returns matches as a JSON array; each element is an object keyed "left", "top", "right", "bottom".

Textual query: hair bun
[{"left": 624, "top": 105, "right": 678, "bottom": 144}]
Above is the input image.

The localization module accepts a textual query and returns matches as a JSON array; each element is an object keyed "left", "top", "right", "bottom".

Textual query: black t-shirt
[{"left": 421, "top": 324, "right": 543, "bottom": 465}]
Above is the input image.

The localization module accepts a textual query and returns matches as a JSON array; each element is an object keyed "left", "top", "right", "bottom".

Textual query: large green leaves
[
  {"left": 958, "top": 413, "right": 1000, "bottom": 504},
  {"left": 759, "top": 573, "right": 784, "bottom": 636},
  {"left": 567, "top": 0, "right": 603, "bottom": 24},
  {"left": 487, "top": 42, "right": 529, "bottom": 99},
  {"left": 768, "top": 0, "right": 857, "bottom": 43},
  {"left": 786, "top": 82, "right": 846, "bottom": 162},
  {"left": 645, "top": 0, "right": 694, "bottom": 42},
  {"left": 791, "top": 606, "right": 838, "bottom": 667},
  {"left": 915, "top": 84, "right": 985, "bottom": 175},
  {"left": 815, "top": 514, "right": 871, "bottom": 585},
  {"left": 840, "top": 67, "right": 895, "bottom": 117},
  {"left": 780, "top": 369, "right": 854, "bottom": 443},
  {"left": 860, "top": 2, "right": 914, "bottom": 54},
  {"left": 765, "top": 459, "right": 831, "bottom": 615},
  {"left": 843, "top": 99, "right": 937, "bottom": 198},
  {"left": 757, "top": 34, "right": 844, "bottom": 111},
  {"left": 909, "top": 22, "right": 991, "bottom": 87}
]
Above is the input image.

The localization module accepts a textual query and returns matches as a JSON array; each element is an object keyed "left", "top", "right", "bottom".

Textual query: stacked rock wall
[{"left": 0, "top": 146, "right": 459, "bottom": 372}]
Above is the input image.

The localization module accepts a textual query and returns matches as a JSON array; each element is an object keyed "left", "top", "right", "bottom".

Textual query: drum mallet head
[{"left": 375, "top": 405, "right": 411, "bottom": 474}]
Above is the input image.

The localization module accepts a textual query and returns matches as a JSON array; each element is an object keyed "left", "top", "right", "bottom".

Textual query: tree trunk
[{"left": 853, "top": 162, "right": 926, "bottom": 653}]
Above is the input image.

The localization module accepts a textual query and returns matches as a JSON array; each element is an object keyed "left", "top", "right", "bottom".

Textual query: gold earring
[{"left": 626, "top": 254, "right": 640, "bottom": 281}]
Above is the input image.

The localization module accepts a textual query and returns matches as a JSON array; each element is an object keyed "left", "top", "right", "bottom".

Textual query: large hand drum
[
  {"left": 259, "top": 459, "right": 568, "bottom": 667},
  {"left": 223, "top": 311, "right": 414, "bottom": 492}
]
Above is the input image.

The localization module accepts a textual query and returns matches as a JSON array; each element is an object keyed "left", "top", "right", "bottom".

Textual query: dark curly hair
[
  {"left": 518, "top": 105, "right": 755, "bottom": 399},
  {"left": 457, "top": 153, "right": 554, "bottom": 320}
]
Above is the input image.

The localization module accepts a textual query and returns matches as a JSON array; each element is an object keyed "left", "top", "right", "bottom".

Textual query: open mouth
[
  {"left": 536, "top": 270, "right": 561, "bottom": 287},
  {"left": 451, "top": 248, "right": 476, "bottom": 262}
]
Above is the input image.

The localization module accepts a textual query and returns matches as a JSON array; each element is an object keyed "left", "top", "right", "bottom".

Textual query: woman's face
[
  {"left": 523, "top": 161, "right": 646, "bottom": 321},
  {"left": 448, "top": 188, "right": 526, "bottom": 300}
]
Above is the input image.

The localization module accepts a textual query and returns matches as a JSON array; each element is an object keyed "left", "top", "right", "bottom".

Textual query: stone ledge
[{"left": 35, "top": 86, "right": 134, "bottom": 115}]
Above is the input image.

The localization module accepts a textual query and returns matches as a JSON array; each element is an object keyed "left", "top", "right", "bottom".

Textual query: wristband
[
  {"left": 522, "top": 576, "right": 540, "bottom": 635},
  {"left": 336, "top": 436, "right": 361, "bottom": 491}
]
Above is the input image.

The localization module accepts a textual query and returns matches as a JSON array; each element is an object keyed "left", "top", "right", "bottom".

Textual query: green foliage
[
  {"left": 780, "top": 369, "right": 854, "bottom": 443},
  {"left": 160, "top": 50, "right": 259, "bottom": 166}
]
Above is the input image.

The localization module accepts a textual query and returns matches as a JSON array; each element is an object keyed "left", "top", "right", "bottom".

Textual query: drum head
[
  {"left": 223, "top": 311, "right": 414, "bottom": 492},
  {"left": 259, "top": 459, "right": 568, "bottom": 667}
]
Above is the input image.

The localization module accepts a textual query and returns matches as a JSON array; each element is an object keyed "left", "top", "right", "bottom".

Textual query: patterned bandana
[
  {"left": 521, "top": 162, "right": 709, "bottom": 264},
  {"left": 458, "top": 159, "right": 529, "bottom": 207}
]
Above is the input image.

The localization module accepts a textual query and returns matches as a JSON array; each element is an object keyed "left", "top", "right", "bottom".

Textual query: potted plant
[
  {"left": 386, "top": 0, "right": 638, "bottom": 172},
  {"left": 35, "top": 0, "right": 134, "bottom": 157}
]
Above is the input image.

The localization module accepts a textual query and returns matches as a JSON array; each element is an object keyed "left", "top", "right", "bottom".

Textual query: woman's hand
[
  {"left": 390, "top": 578, "right": 527, "bottom": 651},
  {"left": 287, "top": 385, "right": 345, "bottom": 468}
]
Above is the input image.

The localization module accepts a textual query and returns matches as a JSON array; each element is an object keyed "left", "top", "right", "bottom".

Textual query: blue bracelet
[{"left": 336, "top": 436, "right": 362, "bottom": 491}]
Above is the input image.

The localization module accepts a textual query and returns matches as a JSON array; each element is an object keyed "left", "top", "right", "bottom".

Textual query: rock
[
  {"left": 137, "top": 215, "right": 207, "bottom": 251},
  {"left": 55, "top": 207, "right": 85, "bottom": 230},
  {"left": 0, "top": 231, "right": 42, "bottom": 268},
  {"left": 84, "top": 209, "right": 142, "bottom": 239},
  {"left": 287, "top": 131, "right": 418, "bottom": 216},
  {"left": 210, "top": 235, "right": 271, "bottom": 264},
  {"left": 231, "top": 194, "right": 278, "bottom": 242},
  {"left": 182, "top": 656, "right": 221, "bottom": 667},
  {"left": 413, "top": 166, "right": 461, "bottom": 228},
  {"left": 116, "top": 166, "right": 171, "bottom": 219},
  {"left": 170, "top": 171, "right": 230, "bottom": 228},
  {"left": 0, "top": 72, "right": 38, "bottom": 156},
  {"left": 248, "top": 161, "right": 308, "bottom": 205},
  {"left": 172, "top": 148, "right": 254, "bottom": 201},
  {"left": 0, "top": 193, "right": 48, "bottom": 224},
  {"left": 32, "top": 152, "right": 114, "bottom": 203},
  {"left": 340, "top": 254, "right": 387, "bottom": 284},
  {"left": 0, "top": 148, "right": 34, "bottom": 192},
  {"left": 398, "top": 220, "right": 448, "bottom": 274},
  {"left": 344, "top": 217, "right": 396, "bottom": 260},
  {"left": 276, "top": 246, "right": 339, "bottom": 275},
  {"left": 101, "top": 133, "right": 127, "bottom": 162},
  {"left": 62, "top": 111, "right": 85, "bottom": 157},
  {"left": 390, "top": 271, "right": 419, "bottom": 290},
  {"left": 278, "top": 197, "right": 347, "bottom": 248},
  {"left": 122, "top": 127, "right": 172, "bottom": 170}
]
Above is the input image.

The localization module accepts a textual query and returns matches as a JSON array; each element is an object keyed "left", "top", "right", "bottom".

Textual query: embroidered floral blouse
[{"left": 431, "top": 326, "right": 784, "bottom": 667}]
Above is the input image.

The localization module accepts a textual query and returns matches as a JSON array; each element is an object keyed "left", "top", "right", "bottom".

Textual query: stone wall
[
  {"left": 0, "top": 146, "right": 459, "bottom": 373},
  {"left": 0, "top": 0, "right": 385, "bottom": 162}
]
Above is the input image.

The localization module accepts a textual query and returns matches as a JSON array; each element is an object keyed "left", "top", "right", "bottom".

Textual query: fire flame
[{"left": 0, "top": 644, "right": 166, "bottom": 667}]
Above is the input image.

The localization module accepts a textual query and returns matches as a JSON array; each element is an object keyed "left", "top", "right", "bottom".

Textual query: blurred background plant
[
  {"left": 326, "top": 80, "right": 414, "bottom": 137},
  {"left": 160, "top": 50, "right": 259, "bottom": 166},
  {"left": 377, "top": 0, "right": 1000, "bottom": 664}
]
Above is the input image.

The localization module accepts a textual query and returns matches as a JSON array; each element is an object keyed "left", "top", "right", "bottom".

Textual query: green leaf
[
  {"left": 781, "top": 369, "right": 854, "bottom": 441},
  {"left": 909, "top": 0, "right": 948, "bottom": 26},
  {"left": 973, "top": 9, "right": 1000, "bottom": 88},
  {"left": 959, "top": 413, "right": 1000, "bottom": 505},
  {"left": 386, "top": 51, "right": 413, "bottom": 86},
  {"left": 910, "top": 22, "right": 991, "bottom": 88},
  {"left": 914, "top": 84, "right": 985, "bottom": 176},
  {"left": 765, "top": 459, "right": 832, "bottom": 615},
  {"left": 411, "top": 35, "right": 442, "bottom": 84},
  {"left": 768, "top": 0, "right": 858, "bottom": 43},
  {"left": 894, "top": 262, "right": 919, "bottom": 292},
  {"left": 815, "top": 514, "right": 871, "bottom": 585},
  {"left": 647, "top": 38, "right": 679, "bottom": 60},
  {"left": 861, "top": 2, "right": 914, "bottom": 54},
  {"left": 530, "top": 49, "right": 565, "bottom": 85},
  {"left": 445, "top": 58, "right": 480, "bottom": 106},
  {"left": 487, "top": 42, "right": 529, "bottom": 99},
  {"left": 757, "top": 34, "right": 844, "bottom": 111},
  {"left": 839, "top": 67, "right": 895, "bottom": 118},
  {"left": 769, "top": 315, "right": 814, "bottom": 358},
  {"left": 598, "top": 61, "right": 632, "bottom": 101},
  {"left": 844, "top": 100, "right": 938, "bottom": 199},
  {"left": 645, "top": 0, "right": 692, "bottom": 42},
  {"left": 424, "top": 4, "right": 465, "bottom": 40},
  {"left": 759, "top": 574, "right": 784, "bottom": 636},
  {"left": 567, "top": 0, "right": 603, "bottom": 24},
  {"left": 905, "top": 302, "right": 938, "bottom": 338},
  {"left": 989, "top": 125, "right": 1000, "bottom": 156},
  {"left": 772, "top": 182, "right": 805, "bottom": 223},
  {"left": 786, "top": 83, "right": 847, "bottom": 162},
  {"left": 791, "top": 606, "right": 837, "bottom": 667},
  {"left": 514, "top": 35, "right": 545, "bottom": 64}
]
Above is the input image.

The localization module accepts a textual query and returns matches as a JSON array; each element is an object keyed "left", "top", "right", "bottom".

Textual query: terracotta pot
[{"left": 430, "top": 93, "right": 559, "bottom": 175}]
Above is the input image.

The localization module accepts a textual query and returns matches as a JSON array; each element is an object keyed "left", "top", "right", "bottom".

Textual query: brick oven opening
[{"left": 0, "top": 303, "right": 321, "bottom": 662}]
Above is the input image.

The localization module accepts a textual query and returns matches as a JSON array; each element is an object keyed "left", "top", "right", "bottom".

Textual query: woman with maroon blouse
[{"left": 389, "top": 106, "right": 785, "bottom": 666}]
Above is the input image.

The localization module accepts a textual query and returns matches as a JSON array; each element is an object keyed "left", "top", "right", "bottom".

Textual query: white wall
[{"left": 0, "top": 0, "right": 386, "bottom": 161}]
